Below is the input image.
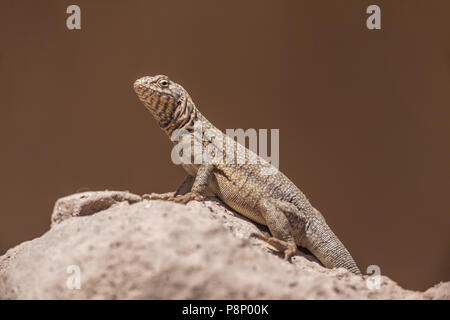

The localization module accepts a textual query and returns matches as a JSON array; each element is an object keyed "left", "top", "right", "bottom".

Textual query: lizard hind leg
[{"left": 251, "top": 198, "right": 299, "bottom": 261}]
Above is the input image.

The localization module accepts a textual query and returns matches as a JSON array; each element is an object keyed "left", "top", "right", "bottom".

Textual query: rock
[
  {"left": 51, "top": 190, "right": 141, "bottom": 227},
  {"left": 423, "top": 282, "right": 450, "bottom": 300},
  {"left": 0, "top": 191, "right": 447, "bottom": 299}
]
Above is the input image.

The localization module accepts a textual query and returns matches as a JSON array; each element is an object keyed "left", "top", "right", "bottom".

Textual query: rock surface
[
  {"left": 0, "top": 191, "right": 448, "bottom": 299},
  {"left": 50, "top": 190, "right": 142, "bottom": 227}
]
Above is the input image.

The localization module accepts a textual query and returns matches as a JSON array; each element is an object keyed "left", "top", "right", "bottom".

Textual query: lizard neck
[{"left": 162, "top": 96, "right": 212, "bottom": 138}]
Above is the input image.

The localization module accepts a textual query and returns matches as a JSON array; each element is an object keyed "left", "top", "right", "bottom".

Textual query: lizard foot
[
  {"left": 143, "top": 191, "right": 205, "bottom": 204},
  {"left": 251, "top": 232, "right": 297, "bottom": 261},
  {"left": 142, "top": 192, "right": 176, "bottom": 201},
  {"left": 172, "top": 192, "right": 205, "bottom": 204},
  {"left": 142, "top": 192, "right": 205, "bottom": 204}
]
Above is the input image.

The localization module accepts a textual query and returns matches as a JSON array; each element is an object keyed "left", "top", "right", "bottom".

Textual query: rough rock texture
[
  {"left": 51, "top": 191, "right": 142, "bottom": 227},
  {"left": 0, "top": 191, "right": 448, "bottom": 299}
]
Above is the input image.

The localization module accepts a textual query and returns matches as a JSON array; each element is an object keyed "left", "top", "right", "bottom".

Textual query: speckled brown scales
[{"left": 133, "top": 75, "right": 362, "bottom": 275}]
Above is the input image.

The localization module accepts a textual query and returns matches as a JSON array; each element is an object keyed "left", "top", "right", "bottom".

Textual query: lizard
[{"left": 133, "top": 74, "right": 362, "bottom": 276}]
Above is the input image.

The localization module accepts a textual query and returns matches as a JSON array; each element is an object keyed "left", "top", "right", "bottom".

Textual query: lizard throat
[{"left": 162, "top": 96, "right": 200, "bottom": 137}]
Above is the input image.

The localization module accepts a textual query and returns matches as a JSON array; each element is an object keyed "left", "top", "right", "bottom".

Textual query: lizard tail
[{"left": 304, "top": 219, "right": 362, "bottom": 276}]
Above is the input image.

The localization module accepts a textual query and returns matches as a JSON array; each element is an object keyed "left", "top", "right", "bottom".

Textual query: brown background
[{"left": 0, "top": 0, "right": 449, "bottom": 291}]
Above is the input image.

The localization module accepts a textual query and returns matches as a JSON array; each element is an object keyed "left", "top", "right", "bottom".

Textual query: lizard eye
[{"left": 159, "top": 79, "right": 169, "bottom": 88}]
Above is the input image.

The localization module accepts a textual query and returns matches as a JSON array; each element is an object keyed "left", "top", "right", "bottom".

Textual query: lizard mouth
[{"left": 133, "top": 77, "right": 149, "bottom": 95}]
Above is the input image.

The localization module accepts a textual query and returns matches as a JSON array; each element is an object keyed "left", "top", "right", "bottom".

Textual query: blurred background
[{"left": 0, "top": 0, "right": 448, "bottom": 291}]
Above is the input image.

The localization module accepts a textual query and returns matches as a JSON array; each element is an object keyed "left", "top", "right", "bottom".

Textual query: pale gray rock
[{"left": 0, "top": 191, "right": 447, "bottom": 299}]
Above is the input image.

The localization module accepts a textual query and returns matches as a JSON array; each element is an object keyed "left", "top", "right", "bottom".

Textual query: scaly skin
[{"left": 133, "top": 75, "right": 362, "bottom": 275}]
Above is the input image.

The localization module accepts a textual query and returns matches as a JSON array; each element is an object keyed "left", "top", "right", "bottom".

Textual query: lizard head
[{"left": 133, "top": 75, "right": 195, "bottom": 131}]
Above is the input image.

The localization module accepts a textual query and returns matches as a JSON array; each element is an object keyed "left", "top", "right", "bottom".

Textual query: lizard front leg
[
  {"left": 143, "top": 174, "right": 194, "bottom": 200},
  {"left": 144, "top": 165, "right": 214, "bottom": 204},
  {"left": 171, "top": 164, "right": 214, "bottom": 204}
]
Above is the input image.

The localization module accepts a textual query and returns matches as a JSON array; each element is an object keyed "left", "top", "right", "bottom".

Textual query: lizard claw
[{"left": 250, "top": 232, "right": 268, "bottom": 241}]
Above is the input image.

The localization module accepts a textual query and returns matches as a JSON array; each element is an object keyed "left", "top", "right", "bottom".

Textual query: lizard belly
[{"left": 210, "top": 169, "right": 267, "bottom": 226}]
